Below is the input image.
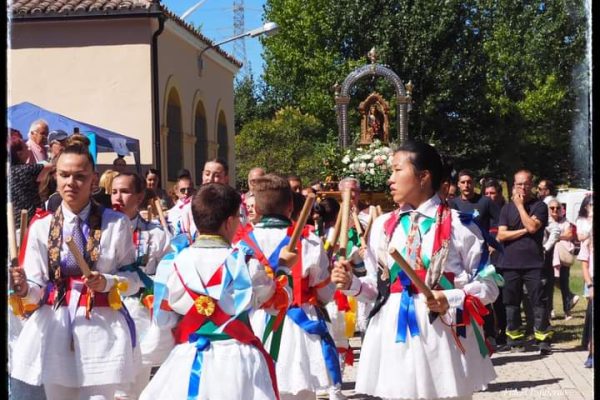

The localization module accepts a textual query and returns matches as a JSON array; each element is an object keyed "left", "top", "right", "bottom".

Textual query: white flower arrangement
[{"left": 339, "top": 139, "right": 395, "bottom": 191}]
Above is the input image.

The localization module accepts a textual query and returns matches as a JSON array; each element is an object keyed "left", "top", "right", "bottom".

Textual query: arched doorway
[
  {"left": 217, "top": 111, "right": 228, "bottom": 162},
  {"left": 166, "top": 89, "right": 183, "bottom": 181},
  {"left": 194, "top": 101, "right": 208, "bottom": 185}
]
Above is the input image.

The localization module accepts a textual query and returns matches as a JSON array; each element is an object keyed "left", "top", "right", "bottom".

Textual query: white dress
[
  {"left": 140, "top": 244, "right": 279, "bottom": 400},
  {"left": 10, "top": 203, "right": 142, "bottom": 388},
  {"left": 345, "top": 196, "right": 498, "bottom": 400},
  {"left": 246, "top": 224, "right": 336, "bottom": 396},
  {"left": 117, "top": 215, "right": 172, "bottom": 397}
]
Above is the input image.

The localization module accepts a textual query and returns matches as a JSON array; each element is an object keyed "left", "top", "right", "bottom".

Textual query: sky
[{"left": 163, "top": 0, "right": 267, "bottom": 82}]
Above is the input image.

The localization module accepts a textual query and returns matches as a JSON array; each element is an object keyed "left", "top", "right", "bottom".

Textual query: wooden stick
[
  {"left": 154, "top": 199, "right": 169, "bottom": 231},
  {"left": 388, "top": 247, "right": 434, "bottom": 300},
  {"left": 362, "top": 206, "right": 376, "bottom": 245},
  {"left": 7, "top": 204, "right": 25, "bottom": 314},
  {"left": 336, "top": 189, "right": 352, "bottom": 289},
  {"left": 286, "top": 193, "right": 316, "bottom": 252},
  {"left": 65, "top": 237, "right": 93, "bottom": 278},
  {"left": 19, "top": 209, "right": 28, "bottom": 250},
  {"left": 376, "top": 205, "right": 383, "bottom": 217},
  {"left": 147, "top": 204, "right": 154, "bottom": 222},
  {"left": 7, "top": 203, "right": 18, "bottom": 266},
  {"left": 325, "top": 207, "right": 342, "bottom": 254},
  {"left": 352, "top": 210, "right": 366, "bottom": 247}
]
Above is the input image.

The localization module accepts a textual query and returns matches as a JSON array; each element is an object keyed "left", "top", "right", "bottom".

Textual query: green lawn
[{"left": 548, "top": 260, "right": 589, "bottom": 347}]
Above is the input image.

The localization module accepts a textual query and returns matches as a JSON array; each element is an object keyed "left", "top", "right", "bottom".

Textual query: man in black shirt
[
  {"left": 450, "top": 169, "right": 500, "bottom": 234},
  {"left": 497, "top": 169, "right": 551, "bottom": 355},
  {"left": 450, "top": 170, "right": 501, "bottom": 347}
]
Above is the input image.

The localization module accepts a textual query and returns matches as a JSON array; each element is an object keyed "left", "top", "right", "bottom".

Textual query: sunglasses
[{"left": 179, "top": 187, "right": 194, "bottom": 194}]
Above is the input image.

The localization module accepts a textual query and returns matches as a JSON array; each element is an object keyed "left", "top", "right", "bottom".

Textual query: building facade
[{"left": 8, "top": 0, "right": 241, "bottom": 186}]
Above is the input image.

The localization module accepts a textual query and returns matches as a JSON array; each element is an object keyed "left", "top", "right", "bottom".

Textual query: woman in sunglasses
[
  {"left": 543, "top": 199, "right": 578, "bottom": 320},
  {"left": 166, "top": 175, "right": 196, "bottom": 235}
]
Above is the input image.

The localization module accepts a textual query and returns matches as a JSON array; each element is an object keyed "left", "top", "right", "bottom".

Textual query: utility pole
[{"left": 233, "top": 0, "right": 247, "bottom": 77}]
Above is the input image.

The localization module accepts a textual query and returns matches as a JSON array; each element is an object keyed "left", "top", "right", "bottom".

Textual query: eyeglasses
[
  {"left": 549, "top": 206, "right": 560, "bottom": 210},
  {"left": 179, "top": 187, "right": 194, "bottom": 194}
]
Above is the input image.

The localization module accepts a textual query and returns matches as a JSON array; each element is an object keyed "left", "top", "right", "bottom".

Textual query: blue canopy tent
[{"left": 7, "top": 102, "right": 141, "bottom": 172}]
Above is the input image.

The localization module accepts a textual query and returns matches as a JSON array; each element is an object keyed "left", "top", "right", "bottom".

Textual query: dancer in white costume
[
  {"left": 110, "top": 172, "right": 172, "bottom": 399},
  {"left": 238, "top": 174, "right": 338, "bottom": 400},
  {"left": 140, "top": 183, "right": 282, "bottom": 400},
  {"left": 332, "top": 141, "right": 498, "bottom": 400},
  {"left": 9, "top": 144, "right": 143, "bottom": 400}
]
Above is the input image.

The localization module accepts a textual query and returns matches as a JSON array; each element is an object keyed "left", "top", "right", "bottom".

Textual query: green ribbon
[{"left": 476, "top": 264, "right": 505, "bottom": 287}]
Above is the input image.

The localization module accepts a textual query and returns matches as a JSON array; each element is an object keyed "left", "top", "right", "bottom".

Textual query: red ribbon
[
  {"left": 172, "top": 264, "right": 280, "bottom": 400},
  {"left": 18, "top": 208, "right": 51, "bottom": 266},
  {"left": 334, "top": 290, "right": 351, "bottom": 312},
  {"left": 462, "top": 294, "right": 489, "bottom": 327},
  {"left": 338, "top": 346, "right": 354, "bottom": 366}
]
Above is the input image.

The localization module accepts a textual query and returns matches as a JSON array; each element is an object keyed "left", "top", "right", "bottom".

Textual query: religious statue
[
  {"left": 359, "top": 92, "right": 390, "bottom": 144},
  {"left": 367, "top": 104, "right": 384, "bottom": 141}
]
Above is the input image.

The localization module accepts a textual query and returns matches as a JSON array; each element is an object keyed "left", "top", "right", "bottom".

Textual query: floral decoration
[
  {"left": 338, "top": 139, "right": 394, "bottom": 191},
  {"left": 194, "top": 295, "right": 215, "bottom": 317}
]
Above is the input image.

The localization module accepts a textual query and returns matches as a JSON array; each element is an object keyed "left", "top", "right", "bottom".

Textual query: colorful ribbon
[
  {"left": 395, "top": 270, "right": 420, "bottom": 343},
  {"left": 286, "top": 307, "right": 342, "bottom": 385},
  {"left": 187, "top": 333, "right": 211, "bottom": 400}
]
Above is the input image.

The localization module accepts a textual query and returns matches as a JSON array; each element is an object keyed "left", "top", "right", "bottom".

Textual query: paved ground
[{"left": 318, "top": 337, "right": 594, "bottom": 400}]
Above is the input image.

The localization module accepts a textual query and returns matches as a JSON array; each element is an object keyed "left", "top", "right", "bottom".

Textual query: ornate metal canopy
[{"left": 335, "top": 48, "right": 413, "bottom": 148}]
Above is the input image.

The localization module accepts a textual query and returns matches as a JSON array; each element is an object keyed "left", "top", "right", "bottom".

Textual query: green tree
[
  {"left": 235, "top": 107, "right": 337, "bottom": 190},
  {"left": 259, "top": 0, "right": 587, "bottom": 185}
]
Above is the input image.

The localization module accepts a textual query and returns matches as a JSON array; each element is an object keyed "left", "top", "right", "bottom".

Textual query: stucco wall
[
  {"left": 8, "top": 18, "right": 155, "bottom": 167},
  {"left": 7, "top": 16, "right": 238, "bottom": 186},
  {"left": 158, "top": 21, "right": 237, "bottom": 186}
]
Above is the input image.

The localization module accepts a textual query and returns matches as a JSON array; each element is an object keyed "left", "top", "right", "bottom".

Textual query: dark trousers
[
  {"left": 502, "top": 268, "right": 550, "bottom": 343},
  {"left": 541, "top": 264, "right": 555, "bottom": 322},
  {"left": 558, "top": 266, "right": 575, "bottom": 314}
]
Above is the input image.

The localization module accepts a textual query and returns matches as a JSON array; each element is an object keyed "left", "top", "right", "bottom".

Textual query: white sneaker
[
  {"left": 328, "top": 386, "right": 347, "bottom": 400},
  {"left": 571, "top": 295, "right": 580, "bottom": 309}
]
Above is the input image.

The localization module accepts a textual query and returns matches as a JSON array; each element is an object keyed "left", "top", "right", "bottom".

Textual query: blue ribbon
[
  {"left": 457, "top": 211, "right": 500, "bottom": 278},
  {"left": 286, "top": 307, "right": 342, "bottom": 385},
  {"left": 187, "top": 333, "right": 211, "bottom": 400},
  {"left": 118, "top": 302, "right": 137, "bottom": 348},
  {"left": 152, "top": 233, "right": 191, "bottom": 320},
  {"left": 246, "top": 231, "right": 290, "bottom": 273},
  {"left": 119, "top": 262, "right": 154, "bottom": 291},
  {"left": 395, "top": 270, "right": 421, "bottom": 343}
]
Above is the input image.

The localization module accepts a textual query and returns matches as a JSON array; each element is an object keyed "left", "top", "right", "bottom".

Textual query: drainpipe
[{"left": 151, "top": 10, "right": 165, "bottom": 173}]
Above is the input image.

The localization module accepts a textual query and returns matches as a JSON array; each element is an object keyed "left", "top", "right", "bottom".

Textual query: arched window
[
  {"left": 166, "top": 89, "right": 183, "bottom": 181},
  {"left": 194, "top": 102, "right": 208, "bottom": 186},
  {"left": 217, "top": 111, "right": 228, "bottom": 162}
]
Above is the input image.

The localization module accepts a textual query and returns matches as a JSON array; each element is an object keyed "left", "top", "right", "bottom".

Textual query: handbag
[{"left": 557, "top": 241, "right": 575, "bottom": 267}]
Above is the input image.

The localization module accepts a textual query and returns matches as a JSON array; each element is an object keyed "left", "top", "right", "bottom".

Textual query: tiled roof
[
  {"left": 8, "top": 0, "right": 155, "bottom": 16},
  {"left": 7, "top": 0, "right": 241, "bottom": 68}
]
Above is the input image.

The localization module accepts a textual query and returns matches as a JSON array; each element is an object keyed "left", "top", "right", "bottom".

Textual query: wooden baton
[
  {"left": 388, "top": 247, "right": 434, "bottom": 300},
  {"left": 362, "top": 206, "right": 376, "bottom": 246},
  {"left": 154, "top": 199, "right": 169, "bottom": 231},
  {"left": 376, "top": 205, "right": 383, "bottom": 218},
  {"left": 286, "top": 193, "right": 316, "bottom": 252},
  {"left": 7, "top": 203, "right": 18, "bottom": 267},
  {"left": 7, "top": 203, "right": 25, "bottom": 314},
  {"left": 19, "top": 209, "right": 28, "bottom": 250},
  {"left": 65, "top": 237, "right": 93, "bottom": 278},
  {"left": 336, "top": 189, "right": 352, "bottom": 289},
  {"left": 352, "top": 210, "right": 366, "bottom": 247},
  {"left": 325, "top": 207, "right": 343, "bottom": 256}
]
